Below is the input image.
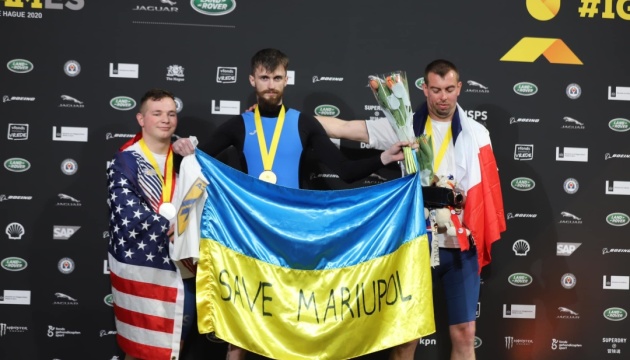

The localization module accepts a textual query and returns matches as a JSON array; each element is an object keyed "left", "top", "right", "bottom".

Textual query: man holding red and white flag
[{"left": 317, "top": 59, "right": 506, "bottom": 360}]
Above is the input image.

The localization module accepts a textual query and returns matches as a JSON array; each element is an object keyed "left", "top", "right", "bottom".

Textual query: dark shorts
[
  {"left": 181, "top": 277, "right": 197, "bottom": 340},
  {"left": 432, "top": 246, "right": 480, "bottom": 325}
]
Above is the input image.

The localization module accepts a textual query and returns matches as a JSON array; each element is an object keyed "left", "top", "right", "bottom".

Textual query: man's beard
[{"left": 257, "top": 90, "right": 283, "bottom": 112}]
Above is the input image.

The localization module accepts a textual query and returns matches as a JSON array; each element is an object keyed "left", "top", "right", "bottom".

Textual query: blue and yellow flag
[{"left": 176, "top": 150, "right": 435, "bottom": 360}]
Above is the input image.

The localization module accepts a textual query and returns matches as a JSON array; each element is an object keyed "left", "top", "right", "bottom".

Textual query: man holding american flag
[{"left": 106, "top": 89, "right": 196, "bottom": 360}]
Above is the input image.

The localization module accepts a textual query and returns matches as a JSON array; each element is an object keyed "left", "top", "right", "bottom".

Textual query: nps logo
[
  {"left": 513, "top": 82, "right": 538, "bottom": 96},
  {"left": 606, "top": 212, "right": 629, "bottom": 226},
  {"left": 603, "top": 307, "right": 627, "bottom": 321},
  {"left": 511, "top": 177, "right": 535, "bottom": 191},
  {"left": 608, "top": 118, "right": 630, "bottom": 132},
  {"left": 191, "top": 0, "right": 236, "bottom": 15},
  {"left": 4, "top": 158, "right": 30, "bottom": 172},
  {"left": 6, "top": 59, "right": 33, "bottom": 74},
  {"left": 500, "top": 0, "right": 582, "bottom": 65},
  {"left": 314, "top": 104, "right": 340, "bottom": 117},
  {"left": 110, "top": 96, "right": 136, "bottom": 111},
  {"left": 1, "top": 257, "right": 28, "bottom": 271},
  {"left": 508, "top": 273, "right": 533, "bottom": 287}
]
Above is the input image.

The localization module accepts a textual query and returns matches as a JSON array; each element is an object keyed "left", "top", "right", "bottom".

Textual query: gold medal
[
  {"left": 259, "top": 170, "right": 277, "bottom": 184},
  {"left": 255, "top": 105, "right": 285, "bottom": 186}
]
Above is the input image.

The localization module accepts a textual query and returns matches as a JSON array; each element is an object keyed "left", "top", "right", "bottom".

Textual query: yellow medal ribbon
[
  {"left": 254, "top": 105, "right": 286, "bottom": 183},
  {"left": 138, "top": 138, "right": 175, "bottom": 205},
  {"left": 425, "top": 116, "right": 452, "bottom": 173}
]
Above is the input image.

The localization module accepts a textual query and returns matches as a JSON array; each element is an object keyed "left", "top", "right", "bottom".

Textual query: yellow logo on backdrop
[
  {"left": 527, "top": 0, "right": 561, "bottom": 20},
  {"left": 501, "top": 37, "right": 582, "bottom": 65},
  {"left": 2, "top": 0, "right": 84, "bottom": 10},
  {"left": 501, "top": 0, "right": 582, "bottom": 65}
]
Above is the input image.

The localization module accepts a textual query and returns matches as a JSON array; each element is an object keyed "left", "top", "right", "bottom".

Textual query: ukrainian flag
[{"left": 186, "top": 150, "right": 434, "bottom": 359}]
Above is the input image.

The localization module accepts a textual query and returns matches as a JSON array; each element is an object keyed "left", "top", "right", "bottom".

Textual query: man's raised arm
[{"left": 315, "top": 116, "right": 369, "bottom": 143}]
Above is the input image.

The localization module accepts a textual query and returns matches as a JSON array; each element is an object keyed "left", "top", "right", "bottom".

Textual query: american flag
[{"left": 107, "top": 150, "right": 183, "bottom": 360}]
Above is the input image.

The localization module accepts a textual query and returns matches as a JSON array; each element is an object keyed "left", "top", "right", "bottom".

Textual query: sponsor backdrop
[{"left": 1, "top": 1, "right": 629, "bottom": 359}]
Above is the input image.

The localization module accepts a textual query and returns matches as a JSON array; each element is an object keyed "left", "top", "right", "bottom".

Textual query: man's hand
[
  {"left": 172, "top": 137, "right": 196, "bottom": 156},
  {"left": 380, "top": 141, "right": 417, "bottom": 165}
]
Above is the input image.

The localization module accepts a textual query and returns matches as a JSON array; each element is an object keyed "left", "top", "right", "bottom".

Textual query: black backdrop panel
[{"left": 1, "top": 1, "right": 629, "bottom": 359}]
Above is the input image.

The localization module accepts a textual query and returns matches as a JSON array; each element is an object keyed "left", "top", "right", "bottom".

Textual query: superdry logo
[{"left": 312, "top": 76, "right": 343, "bottom": 83}]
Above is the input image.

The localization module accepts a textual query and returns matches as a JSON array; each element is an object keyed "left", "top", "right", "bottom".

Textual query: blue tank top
[{"left": 242, "top": 108, "right": 303, "bottom": 188}]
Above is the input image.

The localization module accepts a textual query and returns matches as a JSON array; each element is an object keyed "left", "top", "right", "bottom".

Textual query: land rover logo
[
  {"left": 511, "top": 177, "right": 535, "bottom": 191},
  {"left": 603, "top": 307, "right": 627, "bottom": 321},
  {"left": 508, "top": 273, "right": 533, "bottom": 287},
  {"left": 314, "top": 104, "right": 340, "bottom": 117},
  {"left": 104, "top": 294, "right": 114, "bottom": 307},
  {"left": 110, "top": 96, "right": 136, "bottom": 111},
  {"left": 191, "top": 0, "right": 236, "bottom": 15},
  {"left": 415, "top": 77, "right": 425, "bottom": 89},
  {"left": 4, "top": 158, "right": 31, "bottom": 172},
  {"left": 7, "top": 59, "right": 34, "bottom": 74},
  {"left": 608, "top": 118, "right": 630, "bottom": 132},
  {"left": 1, "top": 257, "right": 28, "bottom": 271},
  {"left": 606, "top": 213, "right": 629, "bottom": 226},
  {"left": 473, "top": 336, "right": 482, "bottom": 348},
  {"left": 513, "top": 82, "right": 538, "bottom": 96}
]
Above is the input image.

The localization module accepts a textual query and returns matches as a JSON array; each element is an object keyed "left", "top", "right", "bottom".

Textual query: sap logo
[
  {"left": 466, "top": 110, "right": 487, "bottom": 121},
  {"left": 53, "top": 226, "right": 80, "bottom": 240},
  {"left": 557, "top": 242, "right": 581, "bottom": 256}
]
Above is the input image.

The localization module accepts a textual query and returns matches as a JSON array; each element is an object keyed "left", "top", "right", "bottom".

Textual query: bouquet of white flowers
[{"left": 368, "top": 71, "right": 418, "bottom": 174}]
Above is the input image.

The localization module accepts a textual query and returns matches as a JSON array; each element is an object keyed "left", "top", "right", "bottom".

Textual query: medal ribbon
[
  {"left": 254, "top": 105, "right": 286, "bottom": 173},
  {"left": 425, "top": 116, "right": 452, "bottom": 173},
  {"left": 138, "top": 138, "right": 175, "bottom": 206}
]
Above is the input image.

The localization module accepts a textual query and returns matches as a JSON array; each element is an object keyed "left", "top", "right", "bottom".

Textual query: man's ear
[
  {"left": 249, "top": 74, "right": 255, "bottom": 87},
  {"left": 136, "top": 112, "right": 144, "bottom": 127}
]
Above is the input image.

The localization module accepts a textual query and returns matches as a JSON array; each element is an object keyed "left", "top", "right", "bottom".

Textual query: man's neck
[
  {"left": 141, "top": 135, "right": 170, "bottom": 155},
  {"left": 429, "top": 112, "right": 453, "bottom": 123},
  {"left": 257, "top": 102, "right": 283, "bottom": 117}
]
